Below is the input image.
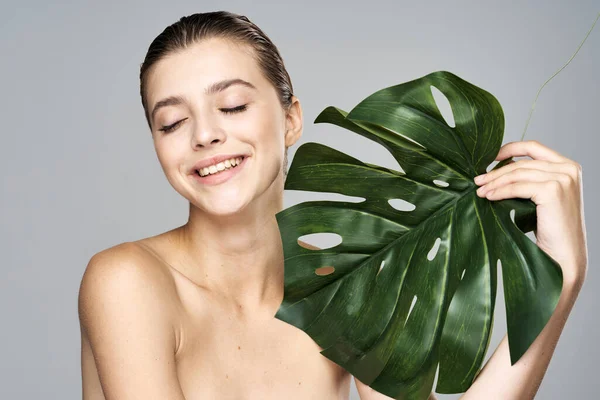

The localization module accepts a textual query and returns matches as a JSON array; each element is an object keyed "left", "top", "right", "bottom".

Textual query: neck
[{"left": 176, "top": 174, "right": 286, "bottom": 316}]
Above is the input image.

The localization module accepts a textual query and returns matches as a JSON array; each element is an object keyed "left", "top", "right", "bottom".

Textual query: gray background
[{"left": 1, "top": 0, "right": 597, "bottom": 398}]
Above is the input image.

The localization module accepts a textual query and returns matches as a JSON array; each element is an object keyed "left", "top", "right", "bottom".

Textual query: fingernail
[{"left": 474, "top": 174, "right": 486, "bottom": 183}]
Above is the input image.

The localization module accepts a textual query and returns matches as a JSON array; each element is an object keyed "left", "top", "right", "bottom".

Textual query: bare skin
[
  {"left": 79, "top": 35, "right": 588, "bottom": 400},
  {"left": 79, "top": 232, "right": 352, "bottom": 399},
  {"left": 78, "top": 37, "right": 358, "bottom": 399}
]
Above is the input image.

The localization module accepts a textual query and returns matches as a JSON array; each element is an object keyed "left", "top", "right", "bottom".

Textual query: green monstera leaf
[{"left": 274, "top": 71, "right": 563, "bottom": 399}]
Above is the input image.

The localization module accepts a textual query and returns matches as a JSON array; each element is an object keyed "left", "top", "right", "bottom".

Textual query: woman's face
[{"left": 144, "top": 38, "right": 302, "bottom": 216}]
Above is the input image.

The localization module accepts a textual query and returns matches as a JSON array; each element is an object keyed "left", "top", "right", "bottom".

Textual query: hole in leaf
[
  {"left": 486, "top": 160, "right": 500, "bottom": 173},
  {"left": 315, "top": 266, "right": 335, "bottom": 276},
  {"left": 486, "top": 157, "right": 520, "bottom": 173},
  {"left": 404, "top": 295, "right": 418, "bottom": 326},
  {"left": 317, "top": 123, "right": 407, "bottom": 174},
  {"left": 427, "top": 237, "right": 441, "bottom": 261},
  {"left": 432, "top": 362, "right": 441, "bottom": 394},
  {"left": 509, "top": 209, "right": 516, "bottom": 224},
  {"left": 284, "top": 191, "right": 365, "bottom": 209},
  {"left": 433, "top": 179, "right": 449, "bottom": 188},
  {"left": 388, "top": 198, "right": 416, "bottom": 212},
  {"left": 376, "top": 260, "right": 386, "bottom": 277},
  {"left": 460, "top": 268, "right": 466, "bottom": 280},
  {"left": 430, "top": 85, "right": 456, "bottom": 128},
  {"left": 298, "top": 232, "right": 342, "bottom": 250}
]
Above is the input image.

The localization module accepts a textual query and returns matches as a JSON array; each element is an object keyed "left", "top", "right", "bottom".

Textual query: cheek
[
  {"left": 255, "top": 108, "right": 286, "bottom": 147},
  {"left": 238, "top": 108, "right": 284, "bottom": 154},
  {"left": 154, "top": 142, "right": 185, "bottom": 180},
  {"left": 240, "top": 114, "right": 285, "bottom": 178},
  {"left": 155, "top": 145, "right": 172, "bottom": 171},
  {"left": 262, "top": 120, "right": 286, "bottom": 167}
]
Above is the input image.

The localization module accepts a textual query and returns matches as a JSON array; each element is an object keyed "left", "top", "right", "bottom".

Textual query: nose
[{"left": 190, "top": 115, "right": 227, "bottom": 149}]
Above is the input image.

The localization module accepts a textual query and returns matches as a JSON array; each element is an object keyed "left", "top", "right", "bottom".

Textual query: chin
[
  {"left": 206, "top": 201, "right": 249, "bottom": 216},
  {"left": 192, "top": 193, "right": 251, "bottom": 216}
]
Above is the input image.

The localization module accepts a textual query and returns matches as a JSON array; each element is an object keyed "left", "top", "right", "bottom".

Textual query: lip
[
  {"left": 191, "top": 153, "right": 249, "bottom": 172},
  {"left": 190, "top": 155, "right": 249, "bottom": 186}
]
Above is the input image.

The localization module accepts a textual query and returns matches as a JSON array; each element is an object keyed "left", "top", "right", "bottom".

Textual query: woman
[{"left": 78, "top": 11, "right": 588, "bottom": 400}]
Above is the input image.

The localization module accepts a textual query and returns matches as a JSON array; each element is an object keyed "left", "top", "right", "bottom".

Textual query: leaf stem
[{"left": 521, "top": 12, "right": 599, "bottom": 141}]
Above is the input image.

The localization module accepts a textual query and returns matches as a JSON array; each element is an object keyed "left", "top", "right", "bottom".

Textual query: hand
[{"left": 473, "top": 140, "right": 588, "bottom": 288}]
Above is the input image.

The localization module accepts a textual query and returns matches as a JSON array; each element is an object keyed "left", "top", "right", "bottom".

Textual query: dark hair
[{"left": 139, "top": 11, "right": 294, "bottom": 175}]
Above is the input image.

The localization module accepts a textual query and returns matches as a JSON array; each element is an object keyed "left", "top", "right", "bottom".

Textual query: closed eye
[
  {"left": 159, "top": 118, "right": 187, "bottom": 133},
  {"left": 220, "top": 104, "right": 248, "bottom": 114},
  {"left": 158, "top": 105, "right": 248, "bottom": 134}
]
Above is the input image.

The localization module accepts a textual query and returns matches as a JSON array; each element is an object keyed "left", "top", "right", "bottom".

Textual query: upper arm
[
  {"left": 354, "top": 376, "right": 396, "bottom": 400},
  {"left": 354, "top": 376, "right": 437, "bottom": 399},
  {"left": 78, "top": 244, "right": 186, "bottom": 400}
]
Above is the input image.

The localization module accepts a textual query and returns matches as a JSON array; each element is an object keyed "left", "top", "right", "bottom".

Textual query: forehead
[{"left": 145, "top": 38, "right": 266, "bottom": 106}]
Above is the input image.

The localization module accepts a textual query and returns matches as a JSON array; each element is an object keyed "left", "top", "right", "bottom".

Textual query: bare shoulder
[
  {"left": 78, "top": 241, "right": 182, "bottom": 346},
  {"left": 79, "top": 241, "right": 178, "bottom": 318},
  {"left": 78, "top": 241, "right": 185, "bottom": 399}
]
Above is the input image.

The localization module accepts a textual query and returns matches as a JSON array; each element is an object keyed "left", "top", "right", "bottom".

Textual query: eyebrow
[{"left": 150, "top": 78, "right": 257, "bottom": 123}]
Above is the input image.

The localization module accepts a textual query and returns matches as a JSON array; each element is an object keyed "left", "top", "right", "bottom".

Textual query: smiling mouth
[{"left": 195, "top": 155, "right": 246, "bottom": 177}]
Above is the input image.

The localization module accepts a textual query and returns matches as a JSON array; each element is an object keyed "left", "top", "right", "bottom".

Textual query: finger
[
  {"left": 495, "top": 140, "right": 572, "bottom": 164},
  {"left": 483, "top": 180, "right": 557, "bottom": 205},
  {"left": 476, "top": 168, "right": 560, "bottom": 196},
  {"left": 475, "top": 159, "right": 576, "bottom": 185}
]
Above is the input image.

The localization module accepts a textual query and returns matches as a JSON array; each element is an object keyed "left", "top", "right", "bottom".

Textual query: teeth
[{"left": 198, "top": 156, "right": 244, "bottom": 177}]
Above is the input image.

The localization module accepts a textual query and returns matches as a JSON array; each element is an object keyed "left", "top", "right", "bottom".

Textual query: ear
[{"left": 284, "top": 96, "right": 303, "bottom": 147}]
